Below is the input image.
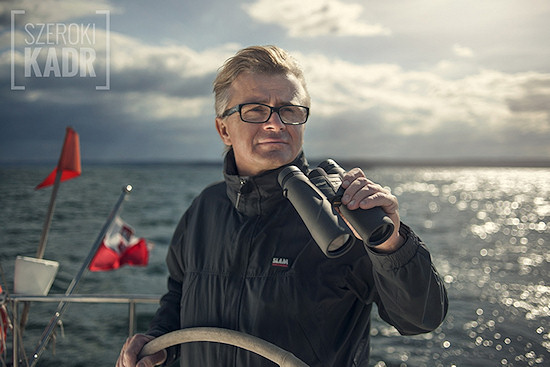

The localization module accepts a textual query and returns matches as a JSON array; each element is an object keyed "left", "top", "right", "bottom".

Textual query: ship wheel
[{"left": 138, "top": 327, "right": 309, "bottom": 367}]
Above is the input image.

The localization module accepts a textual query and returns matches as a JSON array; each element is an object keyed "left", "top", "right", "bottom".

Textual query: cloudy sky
[{"left": 1, "top": 0, "right": 549, "bottom": 164}]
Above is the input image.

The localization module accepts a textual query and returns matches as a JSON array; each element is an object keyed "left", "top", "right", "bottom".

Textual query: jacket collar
[{"left": 223, "top": 149, "right": 309, "bottom": 216}]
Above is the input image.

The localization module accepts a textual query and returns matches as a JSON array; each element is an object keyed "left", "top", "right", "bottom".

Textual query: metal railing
[{"left": 8, "top": 293, "right": 161, "bottom": 367}]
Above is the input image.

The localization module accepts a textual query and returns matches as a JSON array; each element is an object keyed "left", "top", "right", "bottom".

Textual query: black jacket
[{"left": 148, "top": 150, "right": 448, "bottom": 366}]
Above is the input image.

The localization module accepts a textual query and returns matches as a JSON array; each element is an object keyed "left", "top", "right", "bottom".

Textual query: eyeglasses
[{"left": 221, "top": 103, "right": 309, "bottom": 125}]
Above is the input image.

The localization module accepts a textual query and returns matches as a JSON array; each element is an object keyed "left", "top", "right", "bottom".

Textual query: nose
[{"left": 264, "top": 110, "right": 285, "bottom": 130}]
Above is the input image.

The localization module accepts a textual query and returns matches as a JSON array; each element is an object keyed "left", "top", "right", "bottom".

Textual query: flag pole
[
  {"left": 35, "top": 168, "right": 63, "bottom": 259},
  {"left": 18, "top": 172, "right": 61, "bottom": 340},
  {"left": 36, "top": 126, "right": 79, "bottom": 259},
  {"left": 19, "top": 128, "right": 77, "bottom": 335},
  {"left": 29, "top": 185, "right": 133, "bottom": 367}
]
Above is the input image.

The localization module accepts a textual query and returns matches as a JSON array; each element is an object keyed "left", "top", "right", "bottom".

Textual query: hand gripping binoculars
[{"left": 278, "top": 159, "right": 394, "bottom": 258}]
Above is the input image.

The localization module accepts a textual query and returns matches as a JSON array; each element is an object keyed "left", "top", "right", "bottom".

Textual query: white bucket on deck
[{"left": 14, "top": 256, "right": 59, "bottom": 295}]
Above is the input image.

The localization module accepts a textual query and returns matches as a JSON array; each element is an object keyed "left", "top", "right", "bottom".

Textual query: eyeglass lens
[{"left": 241, "top": 104, "right": 307, "bottom": 124}]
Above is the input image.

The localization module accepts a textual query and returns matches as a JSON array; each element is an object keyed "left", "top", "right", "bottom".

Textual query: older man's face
[{"left": 215, "top": 72, "right": 308, "bottom": 176}]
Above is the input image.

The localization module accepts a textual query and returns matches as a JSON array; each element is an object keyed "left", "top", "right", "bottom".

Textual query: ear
[{"left": 215, "top": 117, "right": 232, "bottom": 146}]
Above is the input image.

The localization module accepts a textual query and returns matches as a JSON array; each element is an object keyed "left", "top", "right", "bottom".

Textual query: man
[{"left": 117, "top": 45, "right": 448, "bottom": 367}]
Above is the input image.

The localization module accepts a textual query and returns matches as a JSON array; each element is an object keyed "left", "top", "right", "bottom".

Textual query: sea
[{"left": 0, "top": 162, "right": 549, "bottom": 367}]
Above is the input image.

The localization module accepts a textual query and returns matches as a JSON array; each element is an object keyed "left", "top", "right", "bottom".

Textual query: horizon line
[{"left": 2, "top": 157, "right": 550, "bottom": 168}]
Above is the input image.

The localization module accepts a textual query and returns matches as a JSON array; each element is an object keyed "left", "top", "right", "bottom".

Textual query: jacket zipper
[
  {"left": 233, "top": 214, "right": 260, "bottom": 365},
  {"left": 235, "top": 177, "right": 247, "bottom": 209},
  {"left": 232, "top": 176, "right": 258, "bottom": 364}
]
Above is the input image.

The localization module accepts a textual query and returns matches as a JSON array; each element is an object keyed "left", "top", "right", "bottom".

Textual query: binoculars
[{"left": 278, "top": 159, "right": 394, "bottom": 258}]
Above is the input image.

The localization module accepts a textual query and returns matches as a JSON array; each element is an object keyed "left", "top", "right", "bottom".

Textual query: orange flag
[{"left": 36, "top": 127, "right": 81, "bottom": 190}]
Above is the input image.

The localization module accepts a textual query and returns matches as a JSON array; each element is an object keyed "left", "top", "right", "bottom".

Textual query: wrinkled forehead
[{"left": 228, "top": 71, "right": 310, "bottom": 106}]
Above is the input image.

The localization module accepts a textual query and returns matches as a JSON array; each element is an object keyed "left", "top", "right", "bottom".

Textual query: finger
[
  {"left": 136, "top": 350, "right": 167, "bottom": 367},
  {"left": 355, "top": 192, "right": 401, "bottom": 240},
  {"left": 116, "top": 337, "right": 134, "bottom": 367},
  {"left": 341, "top": 168, "right": 370, "bottom": 188},
  {"left": 358, "top": 192, "right": 399, "bottom": 215},
  {"left": 118, "top": 334, "right": 154, "bottom": 367},
  {"left": 342, "top": 180, "right": 388, "bottom": 208},
  {"left": 341, "top": 176, "right": 369, "bottom": 205}
]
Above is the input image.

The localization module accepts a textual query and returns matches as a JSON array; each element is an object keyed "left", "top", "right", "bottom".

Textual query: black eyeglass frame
[{"left": 221, "top": 103, "right": 310, "bottom": 125}]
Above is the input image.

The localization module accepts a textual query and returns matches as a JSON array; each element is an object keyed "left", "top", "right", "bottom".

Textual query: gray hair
[{"left": 213, "top": 45, "right": 310, "bottom": 117}]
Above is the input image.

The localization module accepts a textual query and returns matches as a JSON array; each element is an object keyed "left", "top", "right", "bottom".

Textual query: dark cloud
[
  {"left": 507, "top": 77, "right": 550, "bottom": 116},
  {"left": 111, "top": 68, "right": 215, "bottom": 98},
  {"left": 1, "top": 0, "right": 549, "bottom": 165},
  {"left": 304, "top": 105, "right": 550, "bottom": 163},
  {"left": 0, "top": 64, "right": 221, "bottom": 164}
]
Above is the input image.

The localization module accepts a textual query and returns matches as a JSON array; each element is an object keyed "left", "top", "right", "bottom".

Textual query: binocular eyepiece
[{"left": 278, "top": 159, "right": 394, "bottom": 258}]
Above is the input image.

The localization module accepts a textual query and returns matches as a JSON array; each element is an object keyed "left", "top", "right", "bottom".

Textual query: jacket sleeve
[
  {"left": 146, "top": 211, "right": 189, "bottom": 364},
  {"left": 366, "top": 223, "right": 448, "bottom": 335}
]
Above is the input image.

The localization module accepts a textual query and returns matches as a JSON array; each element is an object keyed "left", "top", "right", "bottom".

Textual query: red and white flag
[{"left": 89, "top": 216, "right": 151, "bottom": 272}]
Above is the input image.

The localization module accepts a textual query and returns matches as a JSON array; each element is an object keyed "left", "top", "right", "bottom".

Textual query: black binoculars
[{"left": 278, "top": 159, "right": 394, "bottom": 258}]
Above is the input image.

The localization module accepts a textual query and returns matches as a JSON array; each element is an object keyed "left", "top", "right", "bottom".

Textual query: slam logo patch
[{"left": 272, "top": 257, "right": 289, "bottom": 268}]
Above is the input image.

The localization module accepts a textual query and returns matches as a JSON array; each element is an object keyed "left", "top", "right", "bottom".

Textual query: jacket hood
[{"left": 223, "top": 149, "right": 309, "bottom": 216}]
